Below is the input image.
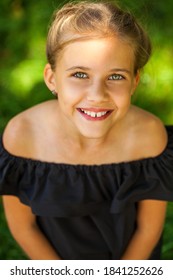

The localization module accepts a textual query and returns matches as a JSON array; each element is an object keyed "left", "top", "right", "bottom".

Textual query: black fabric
[{"left": 0, "top": 126, "right": 173, "bottom": 259}]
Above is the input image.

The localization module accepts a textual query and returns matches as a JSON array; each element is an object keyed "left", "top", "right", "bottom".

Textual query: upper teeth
[{"left": 81, "top": 109, "right": 108, "bottom": 117}]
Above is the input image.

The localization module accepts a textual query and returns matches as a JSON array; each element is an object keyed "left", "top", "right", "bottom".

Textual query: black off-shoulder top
[{"left": 0, "top": 126, "right": 173, "bottom": 260}]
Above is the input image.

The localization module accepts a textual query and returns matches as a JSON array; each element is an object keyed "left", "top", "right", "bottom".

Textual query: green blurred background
[{"left": 0, "top": 0, "right": 173, "bottom": 259}]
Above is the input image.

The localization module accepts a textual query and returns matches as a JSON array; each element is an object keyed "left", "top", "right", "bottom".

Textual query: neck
[
  {"left": 62, "top": 120, "right": 125, "bottom": 153},
  {"left": 78, "top": 135, "right": 109, "bottom": 151}
]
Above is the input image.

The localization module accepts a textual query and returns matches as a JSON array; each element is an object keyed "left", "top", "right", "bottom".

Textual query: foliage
[
  {"left": 162, "top": 203, "right": 173, "bottom": 259},
  {"left": 0, "top": 0, "right": 173, "bottom": 259}
]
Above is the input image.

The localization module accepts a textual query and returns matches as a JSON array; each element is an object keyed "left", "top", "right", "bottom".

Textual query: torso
[{"left": 3, "top": 100, "right": 167, "bottom": 165}]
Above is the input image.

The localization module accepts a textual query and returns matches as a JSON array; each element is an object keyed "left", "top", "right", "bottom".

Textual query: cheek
[
  {"left": 114, "top": 96, "right": 131, "bottom": 109},
  {"left": 58, "top": 87, "right": 83, "bottom": 108},
  {"left": 110, "top": 85, "right": 132, "bottom": 106},
  {"left": 59, "top": 80, "right": 86, "bottom": 103},
  {"left": 66, "top": 80, "right": 88, "bottom": 94}
]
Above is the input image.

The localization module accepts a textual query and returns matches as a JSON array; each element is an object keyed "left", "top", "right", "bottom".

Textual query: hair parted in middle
[{"left": 46, "top": 0, "right": 152, "bottom": 73}]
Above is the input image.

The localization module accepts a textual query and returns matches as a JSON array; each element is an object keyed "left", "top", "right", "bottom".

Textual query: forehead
[{"left": 57, "top": 36, "right": 135, "bottom": 70}]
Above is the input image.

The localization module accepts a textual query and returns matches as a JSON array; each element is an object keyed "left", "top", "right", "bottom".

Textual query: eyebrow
[
  {"left": 66, "top": 66, "right": 90, "bottom": 71},
  {"left": 109, "top": 68, "right": 131, "bottom": 74},
  {"left": 66, "top": 66, "right": 131, "bottom": 74}
]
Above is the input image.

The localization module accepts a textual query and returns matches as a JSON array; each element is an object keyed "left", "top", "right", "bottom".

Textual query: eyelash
[
  {"left": 108, "top": 74, "right": 124, "bottom": 80},
  {"left": 73, "top": 72, "right": 88, "bottom": 79},
  {"left": 72, "top": 72, "right": 125, "bottom": 80}
]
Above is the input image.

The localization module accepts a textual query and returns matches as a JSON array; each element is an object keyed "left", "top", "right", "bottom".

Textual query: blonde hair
[{"left": 46, "top": 1, "right": 152, "bottom": 73}]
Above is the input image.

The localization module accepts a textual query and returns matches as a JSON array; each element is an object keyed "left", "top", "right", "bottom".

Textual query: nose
[{"left": 86, "top": 81, "right": 109, "bottom": 102}]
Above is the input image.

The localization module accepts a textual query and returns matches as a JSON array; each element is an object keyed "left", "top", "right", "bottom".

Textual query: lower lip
[{"left": 77, "top": 109, "right": 113, "bottom": 121}]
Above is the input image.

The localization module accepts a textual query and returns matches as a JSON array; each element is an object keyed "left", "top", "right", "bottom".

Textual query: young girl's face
[{"left": 45, "top": 36, "right": 139, "bottom": 140}]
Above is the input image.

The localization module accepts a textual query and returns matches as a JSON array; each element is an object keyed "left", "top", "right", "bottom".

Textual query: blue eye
[
  {"left": 108, "top": 74, "right": 124, "bottom": 80},
  {"left": 73, "top": 72, "right": 88, "bottom": 79}
]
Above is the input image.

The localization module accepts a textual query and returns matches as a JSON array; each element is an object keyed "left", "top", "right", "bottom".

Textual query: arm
[
  {"left": 121, "top": 199, "right": 167, "bottom": 260},
  {"left": 2, "top": 196, "right": 62, "bottom": 260}
]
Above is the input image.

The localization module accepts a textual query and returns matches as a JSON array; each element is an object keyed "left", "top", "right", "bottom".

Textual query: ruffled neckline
[
  {"left": 0, "top": 126, "right": 173, "bottom": 216},
  {"left": 0, "top": 125, "right": 173, "bottom": 169}
]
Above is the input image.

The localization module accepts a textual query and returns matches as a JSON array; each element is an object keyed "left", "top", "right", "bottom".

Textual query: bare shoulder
[
  {"left": 3, "top": 100, "right": 55, "bottom": 157},
  {"left": 130, "top": 106, "right": 167, "bottom": 158}
]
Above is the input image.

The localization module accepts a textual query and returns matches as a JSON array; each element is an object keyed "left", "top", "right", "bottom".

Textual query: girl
[{"left": 0, "top": 1, "right": 173, "bottom": 260}]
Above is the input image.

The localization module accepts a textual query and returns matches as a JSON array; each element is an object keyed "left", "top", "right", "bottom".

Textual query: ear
[
  {"left": 134, "top": 70, "right": 140, "bottom": 88},
  {"left": 43, "top": 64, "right": 56, "bottom": 91},
  {"left": 131, "top": 70, "right": 140, "bottom": 95}
]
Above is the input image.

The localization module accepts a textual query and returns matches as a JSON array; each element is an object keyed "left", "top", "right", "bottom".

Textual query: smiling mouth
[{"left": 77, "top": 108, "right": 113, "bottom": 120}]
